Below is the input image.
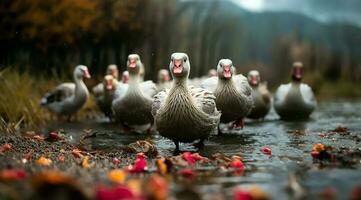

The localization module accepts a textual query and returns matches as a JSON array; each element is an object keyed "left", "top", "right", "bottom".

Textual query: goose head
[
  {"left": 103, "top": 75, "right": 116, "bottom": 91},
  {"left": 292, "top": 62, "right": 303, "bottom": 82},
  {"left": 208, "top": 69, "right": 217, "bottom": 77},
  {"left": 122, "top": 71, "right": 129, "bottom": 84},
  {"left": 158, "top": 69, "right": 170, "bottom": 83},
  {"left": 217, "top": 59, "right": 235, "bottom": 80},
  {"left": 127, "top": 54, "right": 142, "bottom": 75},
  {"left": 74, "top": 65, "right": 91, "bottom": 79},
  {"left": 248, "top": 70, "right": 260, "bottom": 86},
  {"left": 106, "top": 64, "right": 119, "bottom": 79},
  {"left": 169, "top": 53, "right": 190, "bottom": 80}
]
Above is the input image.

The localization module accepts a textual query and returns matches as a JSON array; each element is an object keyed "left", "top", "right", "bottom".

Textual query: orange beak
[{"left": 83, "top": 69, "right": 91, "bottom": 79}]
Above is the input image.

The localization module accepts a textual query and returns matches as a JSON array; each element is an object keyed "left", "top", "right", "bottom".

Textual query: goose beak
[
  {"left": 129, "top": 59, "right": 137, "bottom": 68},
  {"left": 250, "top": 76, "right": 258, "bottom": 86},
  {"left": 105, "top": 79, "right": 113, "bottom": 90},
  {"left": 163, "top": 74, "right": 170, "bottom": 81},
  {"left": 223, "top": 65, "right": 232, "bottom": 79},
  {"left": 173, "top": 59, "right": 183, "bottom": 74},
  {"left": 293, "top": 68, "right": 303, "bottom": 80},
  {"left": 83, "top": 69, "right": 91, "bottom": 79}
]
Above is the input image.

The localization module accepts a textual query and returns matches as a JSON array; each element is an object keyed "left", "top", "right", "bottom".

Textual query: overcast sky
[{"left": 229, "top": 0, "right": 361, "bottom": 26}]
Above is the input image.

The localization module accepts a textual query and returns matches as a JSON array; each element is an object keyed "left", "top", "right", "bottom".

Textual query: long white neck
[
  {"left": 172, "top": 76, "right": 188, "bottom": 90},
  {"left": 73, "top": 74, "right": 89, "bottom": 103},
  {"left": 128, "top": 72, "right": 142, "bottom": 95}
]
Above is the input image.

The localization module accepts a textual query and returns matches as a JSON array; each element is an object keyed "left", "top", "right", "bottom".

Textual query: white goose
[
  {"left": 95, "top": 75, "right": 118, "bottom": 120},
  {"left": 201, "top": 59, "right": 253, "bottom": 133},
  {"left": 274, "top": 62, "right": 317, "bottom": 120},
  {"left": 156, "top": 69, "right": 171, "bottom": 92},
  {"left": 112, "top": 54, "right": 157, "bottom": 130},
  {"left": 152, "top": 53, "right": 220, "bottom": 151},
  {"left": 40, "top": 65, "right": 90, "bottom": 120},
  {"left": 92, "top": 64, "right": 119, "bottom": 98},
  {"left": 247, "top": 70, "right": 271, "bottom": 119}
]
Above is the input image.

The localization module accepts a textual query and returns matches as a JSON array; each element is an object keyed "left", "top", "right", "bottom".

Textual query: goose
[
  {"left": 112, "top": 54, "right": 157, "bottom": 131},
  {"left": 156, "top": 69, "right": 171, "bottom": 92},
  {"left": 152, "top": 53, "right": 220, "bottom": 151},
  {"left": 274, "top": 62, "right": 317, "bottom": 120},
  {"left": 40, "top": 65, "right": 90, "bottom": 120},
  {"left": 92, "top": 64, "right": 119, "bottom": 98},
  {"left": 95, "top": 75, "right": 118, "bottom": 120},
  {"left": 201, "top": 59, "right": 253, "bottom": 134},
  {"left": 247, "top": 70, "right": 271, "bottom": 119},
  {"left": 121, "top": 70, "right": 129, "bottom": 84}
]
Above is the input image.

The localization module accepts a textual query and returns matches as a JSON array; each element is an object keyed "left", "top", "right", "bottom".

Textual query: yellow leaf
[
  {"left": 35, "top": 156, "right": 52, "bottom": 166},
  {"left": 107, "top": 169, "right": 127, "bottom": 184}
]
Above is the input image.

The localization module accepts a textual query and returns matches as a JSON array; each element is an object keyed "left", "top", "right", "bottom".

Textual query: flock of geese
[{"left": 40, "top": 52, "right": 317, "bottom": 151}]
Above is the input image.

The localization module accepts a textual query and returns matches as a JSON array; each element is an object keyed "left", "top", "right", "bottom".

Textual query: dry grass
[{"left": 0, "top": 69, "right": 99, "bottom": 134}]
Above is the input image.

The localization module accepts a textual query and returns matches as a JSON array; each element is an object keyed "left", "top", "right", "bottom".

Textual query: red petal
[{"left": 261, "top": 147, "right": 272, "bottom": 155}]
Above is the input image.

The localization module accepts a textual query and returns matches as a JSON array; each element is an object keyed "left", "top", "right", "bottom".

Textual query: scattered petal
[
  {"left": 1, "top": 143, "right": 12, "bottom": 153},
  {"left": 127, "top": 153, "right": 147, "bottom": 173},
  {"left": 178, "top": 169, "right": 196, "bottom": 180},
  {"left": 96, "top": 185, "right": 136, "bottom": 200},
  {"left": 260, "top": 147, "right": 272, "bottom": 156},
  {"left": 112, "top": 158, "right": 121, "bottom": 165},
  {"left": 0, "top": 169, "right": 26, "bottom": 181}
]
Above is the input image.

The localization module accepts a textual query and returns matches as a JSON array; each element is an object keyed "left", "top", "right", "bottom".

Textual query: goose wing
[
  {"left": 41, "top": 83, "right": 75, "bottom": 105},
  {"left": 200, "top": 76, "right": 218, "bottom": 92},
  {"left": 300, "top": 84, "right": 317, "bottom": 106},
  {"left": 189, "top": 86, "right": 218, "bottom": 115},
  {"left": 140, "top": 80, "right": 158, "bottom": 98},
  {"left": 233, "top": 74, "right": 252, "bottom": 96},
  {"left": 152, "top": 89, "right": 169, "bottom": 116},
  {"left": 274, "top": 83, "right": 291, "bottom": 104},
  {"left": 113, "top": 83, "right": 129, "bottom": 100}
]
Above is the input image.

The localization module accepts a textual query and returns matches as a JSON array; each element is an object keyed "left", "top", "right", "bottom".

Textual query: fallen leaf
[
  {"left": 1, "top": 143, "right": 12, "bottom": 153},
  {"left": 72, "top": 148, "right": 83, "bottom": 158},
  {"left": 35, "top": 156, "right": 52, "bottom": 166},
  {"left": 145, "top": 175, "right": 169, "bottom": 200},
  {"left": 313, "top": 143, "right": 325, "bottom": 152},
  {"left": 126, "top": 140, "right": 158, "bottom": 157},
  {"left": 57, "top": 154, "right": 65, "bottom": 163},
  {"left": 81, "top": 156, "right": 91, "bottom": 168},
  {"left": 108, "top": 169, "right": 127, "bottom": 184},
  {"left": 156, "top": 158, "right": 168, "bottom": 174}
]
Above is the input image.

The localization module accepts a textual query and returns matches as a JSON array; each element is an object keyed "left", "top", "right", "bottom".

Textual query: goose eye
[{"left": 183, "top": 58, "right": 187, "bottom": 62}]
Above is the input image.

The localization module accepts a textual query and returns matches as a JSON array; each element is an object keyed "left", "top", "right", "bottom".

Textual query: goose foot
[
  {"left": 218, "top": 125, "right": 223, "bottom": 136},
  {"left": 193, "top": 139, "right": 205, "bottom": 149},
  {"left": 173, "top": 141, "right": 180, "bottom": 154},
  {"left": 233, "top": 117, "right": 244, "bottom": 129}
]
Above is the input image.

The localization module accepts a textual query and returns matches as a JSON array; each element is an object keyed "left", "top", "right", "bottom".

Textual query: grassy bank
[{"left": 0, "top": 69, "right": 98, "bottom": 134}]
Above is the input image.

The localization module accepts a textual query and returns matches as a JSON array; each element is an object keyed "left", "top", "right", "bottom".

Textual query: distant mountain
[{"left": 170, "top": 0, "right": 361, "bottom": 82}]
